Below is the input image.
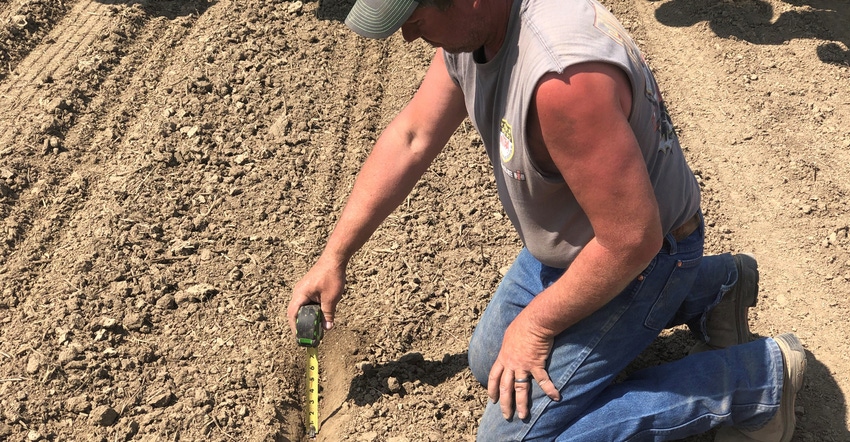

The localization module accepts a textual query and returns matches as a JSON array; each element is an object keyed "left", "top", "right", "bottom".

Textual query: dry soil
[{"left": 0, "top": 0, "right": 848, "bottom": 441}]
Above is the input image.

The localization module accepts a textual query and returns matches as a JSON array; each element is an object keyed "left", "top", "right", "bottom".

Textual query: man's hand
[
  {"left": 487, "top": 314, "right": 561, "bottom": 421},
  {"left": 287, "top": 256, "right": 346, "bottom": 335}
]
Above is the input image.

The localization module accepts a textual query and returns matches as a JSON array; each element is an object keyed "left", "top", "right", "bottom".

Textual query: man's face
[{"left": 400, "top": 1, "right": 486, "bottom": 54}]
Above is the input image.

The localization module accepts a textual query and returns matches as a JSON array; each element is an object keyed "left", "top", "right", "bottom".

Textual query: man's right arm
[{"left": 287, "top": 50, "right": 468, "bottom": 333}]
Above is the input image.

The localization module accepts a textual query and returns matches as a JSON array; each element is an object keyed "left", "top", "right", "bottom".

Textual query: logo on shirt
[
  {"left": 501, "top": 163, "right": 526, "bottom": 181},
  {"left": 592, "top": 4, "right": 627, "bottom": 47},
  {"left": 499, "top": 119, "right": 526, "bottom": 181},
  {"left": 499, "top": 119, "right": 514, "bottom": 162}
]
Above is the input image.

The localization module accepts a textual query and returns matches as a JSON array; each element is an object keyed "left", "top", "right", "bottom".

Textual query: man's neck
[{"left": 480, "top": 0, "right": 514, "bottom": 62}]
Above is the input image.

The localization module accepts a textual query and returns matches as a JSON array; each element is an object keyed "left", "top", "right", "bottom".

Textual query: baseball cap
[{"left": 345, "top": 0, "right": 419, "bottom": 39}]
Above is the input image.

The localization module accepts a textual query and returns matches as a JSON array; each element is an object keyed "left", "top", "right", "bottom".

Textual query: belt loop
[
  {"left": 697, "top": 210, "right": 705, "bottom": 238},
  {"left": 663, "top": 232, "right": 678, "bottom": 255}
]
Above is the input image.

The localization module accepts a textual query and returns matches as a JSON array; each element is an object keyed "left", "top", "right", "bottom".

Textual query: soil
[{"left": 0, "top": 0, "right": 848, "bottom": 441}]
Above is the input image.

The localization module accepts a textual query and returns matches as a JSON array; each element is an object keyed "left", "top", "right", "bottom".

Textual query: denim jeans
[{"left": 469, "top": 217, "right": 785, "bottom": 441}]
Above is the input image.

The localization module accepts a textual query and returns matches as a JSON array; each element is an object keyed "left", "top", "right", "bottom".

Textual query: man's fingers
[
  {"left": 288, "top": 293, "right": 331, "bottom": 336},
  {"left": 499, "top": 371, "right": 516, "bottom": 419},
  {"left": 320, "top": 303, "right": 335, "bottom": 330},
  {"left": 532, "top": 369, "right": 561, "bottom": 402},
  {"left": 514, "top": 373, "right": 531, "bottom": 420},
  {"left": 538, "top": 378, "right": 561, "bottom": 402},
  {"left": 487, "top": 364, "right": 504, "bottom": 403},
  {"left": 286, "top": 301, "right": 301, "bottom": 334}
]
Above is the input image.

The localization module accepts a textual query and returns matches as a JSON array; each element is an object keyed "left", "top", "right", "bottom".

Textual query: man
[{"left": 287, "top": 0, "right": 807, "bottom": 438}]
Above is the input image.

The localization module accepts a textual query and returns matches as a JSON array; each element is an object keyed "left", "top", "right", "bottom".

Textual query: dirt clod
[
  {"left": 146, "top": 391, "right": 175, "bottom": 408},
  {"left": 65, "top": 395, "right": 91, "bottom": 414},
  {"left": 89, "top": 405, "right": 118, "bottom": 427},
  {"left": 24, "top": 354, "right": 42, "bottom": 375},
  {"left": 155, "top": 294, "right": 176, "bottom": 310}
]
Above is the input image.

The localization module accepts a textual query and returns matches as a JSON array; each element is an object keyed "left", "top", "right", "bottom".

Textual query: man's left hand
[{"left": 487, "top": 314, "right": 561, "bottom": 421}]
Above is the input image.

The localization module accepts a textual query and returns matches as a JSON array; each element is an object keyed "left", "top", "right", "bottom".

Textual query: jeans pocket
[{"left": 644, "top": 255, "right": 702, "bottom": 330}]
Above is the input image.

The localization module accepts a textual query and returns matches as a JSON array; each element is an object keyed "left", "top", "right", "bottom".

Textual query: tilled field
[{"left": 1, "top": 0, "right": 848, "bottom": 441}]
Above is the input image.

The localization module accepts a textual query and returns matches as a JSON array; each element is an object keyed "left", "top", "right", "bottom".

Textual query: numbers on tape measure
[{"left": 305, "top": 344, "right": 321, "bottom": 436}]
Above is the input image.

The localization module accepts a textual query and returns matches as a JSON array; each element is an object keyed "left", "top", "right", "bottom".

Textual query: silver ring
[{"left": 514, "top": 378, "right": 530, "bottom": 383}]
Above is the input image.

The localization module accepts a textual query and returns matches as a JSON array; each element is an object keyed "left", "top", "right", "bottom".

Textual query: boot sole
[{"left": 773, "top": 333, "right": 807, "bottom": 442}]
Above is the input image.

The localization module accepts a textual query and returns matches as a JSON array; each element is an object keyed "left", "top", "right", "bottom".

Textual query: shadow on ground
[
  {"left": 345, "top": 352, "right": 469, "bottom": 406},
  {"left": 315, "top": 351, "right": 468, "bottom": 431},
  {"left": 654, "top": 0, "right": 850, "bottom": 65},
  {"left": 316, "top": 0, "right": 356, "bottom": 23},
  {"left": 95, "top": 0, "right": 213, "bottom": 19}
]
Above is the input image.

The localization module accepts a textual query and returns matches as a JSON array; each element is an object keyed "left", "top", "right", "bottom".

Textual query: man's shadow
[
  {"left": 633, "top": 329, "right": 849, "bottom": 441},
  {"left": 94, "top": 0, "right": 213, "bottom": 20},
  {"left": 319, "top": 351, "right": 469, "bottom": 428},
  {"left": 342, "top": 351, "right": 468, "bottom": 406},
  {"left": 315, "top": 0, "right": 357, "bottom": 23},
  {"left": 654, "top": 0, "right": 850, "bottom": 65}
]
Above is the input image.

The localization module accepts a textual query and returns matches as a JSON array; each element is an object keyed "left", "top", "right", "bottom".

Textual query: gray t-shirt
[{"left": 444, "top": 0, "right": 700, "bottom": 268}]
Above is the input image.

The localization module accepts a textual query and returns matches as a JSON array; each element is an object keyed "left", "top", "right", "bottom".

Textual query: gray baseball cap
[{"left": 345, "top": 0, "right": 419, "bottom": 39}]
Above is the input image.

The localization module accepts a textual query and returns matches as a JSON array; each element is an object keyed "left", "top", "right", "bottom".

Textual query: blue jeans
[{"left": 469, "top": 218, "right": 785, "bottom": 441}]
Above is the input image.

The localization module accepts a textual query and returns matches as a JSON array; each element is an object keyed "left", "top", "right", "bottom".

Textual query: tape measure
[{"left": 296, "top": 304, "right": 323, "bottom": 438}]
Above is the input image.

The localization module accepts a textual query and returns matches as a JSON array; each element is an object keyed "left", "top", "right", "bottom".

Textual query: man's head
[{"left": 345, "top": 0, "right": 453, "bottom": 39}]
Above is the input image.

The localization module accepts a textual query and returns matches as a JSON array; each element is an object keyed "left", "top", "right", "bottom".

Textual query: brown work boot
[
  {"left": 715, "top": 333, "right": 807, "bottom": 442},
  {"left": 690, "top": 253, "right": 759, "bottom": 354}
]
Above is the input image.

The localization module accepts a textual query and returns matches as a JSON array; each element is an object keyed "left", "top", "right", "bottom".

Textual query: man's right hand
[{"left": 287, "top": 256, "right": 347, "bottom": 335}]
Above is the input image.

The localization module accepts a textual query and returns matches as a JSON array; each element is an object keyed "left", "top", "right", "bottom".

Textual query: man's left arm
[{"left": 488, "top": 62, "right": 664, "bottom": 420}]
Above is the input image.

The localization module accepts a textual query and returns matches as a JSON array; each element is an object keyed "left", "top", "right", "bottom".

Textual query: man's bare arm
[
  {"left": 287, "top": 50, "right": 468, "bottom": 332},
  {"left": 489, "top": 62, "right": 664, "bottom": 419},
  {"left": 522, "top": 62, "right": 662, "bottom": 337}
]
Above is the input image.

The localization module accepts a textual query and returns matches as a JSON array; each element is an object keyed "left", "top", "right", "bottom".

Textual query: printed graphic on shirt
[
  {"left": 501, "top": 163, "right": 526, "bottom": 181},
  {"left": 591, "top": 2, "right": 641, "bottom": 77},
  {"left": 638, "top": 62, "right": 677, "bottom": 153},
  {"left": 590, "top": 0, "right": 677, "bottom": 153},
  {"left": 499, "top": 118, "right": 526, "bottom": 181},
  {"left": 654, "top": 94, "right": 677, "bottom": 153},
  {"left": 499, "top": 118, "right": 514, "bottom": 162},
  {"left": 591, "top": 1, "right": 626, "bottom": 47}
]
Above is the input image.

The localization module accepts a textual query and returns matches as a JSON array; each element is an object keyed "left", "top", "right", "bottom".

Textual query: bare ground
[{"left": 0, "top": 0, "right": 848, "bottom": 441}]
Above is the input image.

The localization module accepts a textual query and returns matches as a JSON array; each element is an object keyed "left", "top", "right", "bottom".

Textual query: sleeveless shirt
[{"left": 443, "top": 0, "right": 700, "bottom": 268}]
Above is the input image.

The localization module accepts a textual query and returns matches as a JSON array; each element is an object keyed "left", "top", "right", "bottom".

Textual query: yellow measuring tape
[
  {"left": 306, "top": 346, "right": 320, "bottom": 437},
  {"left": 296, "top": 305, "right": 324, "bottom": 438}
]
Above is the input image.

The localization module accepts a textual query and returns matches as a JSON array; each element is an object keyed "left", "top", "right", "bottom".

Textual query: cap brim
[{"left": 345, "top": 0, "right": 418, "bottom": 39}]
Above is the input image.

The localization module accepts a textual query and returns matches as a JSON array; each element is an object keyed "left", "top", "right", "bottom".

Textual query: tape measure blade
[{"left": 306, "top": 346, "right": 320, "bottom": 436}]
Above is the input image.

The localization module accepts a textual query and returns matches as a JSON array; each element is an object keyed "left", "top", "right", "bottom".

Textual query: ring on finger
[{"left": 514, "top": 378, "right": 530, "bottom": 383}]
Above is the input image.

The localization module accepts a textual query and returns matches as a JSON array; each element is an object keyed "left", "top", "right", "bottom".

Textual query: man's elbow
[
  {"left": 638, "top": 231, "right": 664, "bottom": 263},
  {"left": 615, "top": 226, "right": 664, "bottom": 269}
]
